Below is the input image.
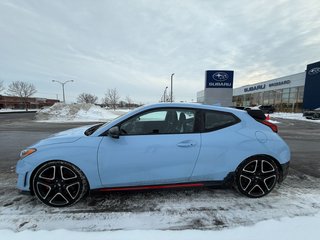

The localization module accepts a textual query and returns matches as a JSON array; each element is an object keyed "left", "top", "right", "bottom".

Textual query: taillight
[{"left": 260, "top": 120, "right": 278, "bottom": 133}]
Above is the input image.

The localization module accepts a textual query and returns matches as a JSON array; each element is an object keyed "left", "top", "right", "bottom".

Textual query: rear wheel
[
  {"left": 235, "top": 157, "right": 279, "bottom": 198},
  {"left": 32, "top": 161, "right": 88, "bottom": 207}
]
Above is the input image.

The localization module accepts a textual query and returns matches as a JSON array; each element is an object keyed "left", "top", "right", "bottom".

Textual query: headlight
[{"left": 20, "top": 148, "right": 37, "bottom": 159}]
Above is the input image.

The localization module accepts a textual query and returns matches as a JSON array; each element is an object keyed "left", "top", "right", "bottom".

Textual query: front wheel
[
  {"left": 235, "top": 157, "right": 279, "bottom": 198},
  {"left": 32, "top": 161, "right": 88, "bottom": 207}
]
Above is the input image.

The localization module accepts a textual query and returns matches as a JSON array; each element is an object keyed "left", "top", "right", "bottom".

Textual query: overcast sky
[{"left": 0, "top": 0, "right": 319, "bottom": 103}]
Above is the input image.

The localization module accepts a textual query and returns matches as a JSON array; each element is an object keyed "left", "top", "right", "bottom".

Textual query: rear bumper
[{"left": 279, "top": 161, "right": 290, "bottom": 183}]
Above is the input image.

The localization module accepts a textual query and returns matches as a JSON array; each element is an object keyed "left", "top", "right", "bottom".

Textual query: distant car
[
  {"left": 249, "top": 105, "right": 275, "bottom": 114},
  {"left": 16, "top": 103, "right": 290, "bottom": 207},
  {"left": 303, "top": 108, "right": 320, "bottom": 120}
]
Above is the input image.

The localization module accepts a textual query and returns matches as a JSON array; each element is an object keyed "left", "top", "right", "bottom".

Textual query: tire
[
  {"left": 235, "top": 156, "right": 279, "bottom": 198},
  {"left": 32, "top": 161, "right": 88, "bottom": 207}
]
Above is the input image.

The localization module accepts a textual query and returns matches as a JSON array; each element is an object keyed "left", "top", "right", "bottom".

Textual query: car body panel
[
  {"left": 16, "top": 102, "right": 290, "bottom": 193},
  {"left": 97, "top": 133, "right": 201, "bottom": 187},
  {"left": 16, "top": 136, "right": 103, "bottom": 191}
]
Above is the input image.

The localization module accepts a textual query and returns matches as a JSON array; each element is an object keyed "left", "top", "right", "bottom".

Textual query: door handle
[{"left": 177, "top": 141, "right": 196, "bottom": 147}]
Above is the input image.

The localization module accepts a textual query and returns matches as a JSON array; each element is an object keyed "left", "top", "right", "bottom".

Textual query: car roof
[{"left": 140, "top": 102, "right": 244, "bottom": 114}]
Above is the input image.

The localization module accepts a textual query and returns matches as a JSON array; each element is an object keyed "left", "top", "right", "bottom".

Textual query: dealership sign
[
  {"left": 303, "top": 61, "right": 320, "bottom": 110},
  {"left": 244, "top": 80, "right": 291, "bottom": 93},
  {"left": 206, "top": 70, "right": 234, "bottom": 88}
]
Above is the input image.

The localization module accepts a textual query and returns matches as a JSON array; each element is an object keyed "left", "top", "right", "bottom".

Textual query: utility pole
[
  {"left": 163, "top": 86, "right": 168, "bottom": 102},
  {"left": 170, "top": 73, "right": 174, "bottom": 102}
]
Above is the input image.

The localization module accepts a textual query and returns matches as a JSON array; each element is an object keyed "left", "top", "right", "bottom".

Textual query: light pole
[
  {"left": 170, "top": 73, "right": 174, "bottom": 102},
  {"left": 52, "top": 80, "right": 74, "bottom": 103},
  {"left": 163, "top": 86, "right": 168, "bottom": 102}
]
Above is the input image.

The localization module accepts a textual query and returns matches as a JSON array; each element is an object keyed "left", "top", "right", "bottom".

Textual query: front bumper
[
  {"left": 16, "top": 159, "right": 33, "bottom": 192},
  {"left": 279, "top": 161, "right": 290, "bottom": 183}
]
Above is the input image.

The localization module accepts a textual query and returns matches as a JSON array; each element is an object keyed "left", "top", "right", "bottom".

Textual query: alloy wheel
[
  {"left": 236, "top": 157, "right": 278, "bottom": 198},
  {"left": 32, "top": 161, "right": 88, "bottom": 207}
]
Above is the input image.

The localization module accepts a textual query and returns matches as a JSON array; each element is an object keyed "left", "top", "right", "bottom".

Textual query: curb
[{"left": 0, "top": 111, "right": 37, "bottom": 114}]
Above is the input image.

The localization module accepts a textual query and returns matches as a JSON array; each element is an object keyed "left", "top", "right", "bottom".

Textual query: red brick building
[{"left": 0, "top": 95, "right": 59, "bottom": 109}]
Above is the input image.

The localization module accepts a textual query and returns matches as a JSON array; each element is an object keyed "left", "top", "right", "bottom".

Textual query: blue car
[{"left": 16, "top": 103, "right": 290, "bottom": 207}]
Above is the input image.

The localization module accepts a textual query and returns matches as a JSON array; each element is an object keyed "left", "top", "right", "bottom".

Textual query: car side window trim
[
  {"left": 199, "top": 109, "right": 241, "bottom": 133},
  {"left": 101, "top": 107, "right": 202, "bottom": 136}
]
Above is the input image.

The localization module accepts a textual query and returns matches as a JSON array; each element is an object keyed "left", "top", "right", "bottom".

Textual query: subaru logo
[
  {"left": 308, "top": 67, "right": 320, "bottom": 75},
  {"left": 212, "top": 72, "right": 229, "bottom": 81}
]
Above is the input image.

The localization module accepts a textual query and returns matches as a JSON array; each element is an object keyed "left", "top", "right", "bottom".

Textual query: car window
[
  {"left": 120, "top": 108, "right": 196, "bottom": 135},
  {"left": 204, "top": 110, "right": 239, "bottom": 131},
  {"left": 139, "top": 111, "right": 166, "bottom": 121}
]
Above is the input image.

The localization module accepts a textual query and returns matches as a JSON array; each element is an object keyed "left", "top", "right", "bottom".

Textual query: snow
[
  {"left": 267, "top": 120, "right": 280, "bottom": 124},
  {"left": 35, "top": 103, "right": 129, "bottom": 122},
  {"left": 0, "top": 213, "right": 319, "bottom": 240},
  {"left": 271, "top": 112, "right": 320, "bottom": 123},
  {"left": 1, "top": 170, "right": 320, "bottom": 232}
]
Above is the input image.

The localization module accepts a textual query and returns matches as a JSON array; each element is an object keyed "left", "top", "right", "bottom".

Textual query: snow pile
[
  {"left": 36, "top": 103, "right": 128, "bottom": 122},
  {"left": 0, "top": 213, "right": 319, "bottom": 240},
  {"left": 271, "top": 112, "right": 320, "bottom": 123}
]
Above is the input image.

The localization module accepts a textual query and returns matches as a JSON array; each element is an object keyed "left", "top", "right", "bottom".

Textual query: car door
[
  {"left": 190, "top": 109, "right": 242, "bottom": 181},
  {"left": 97, "top": 108, "right": 201, "bottom": 187}
]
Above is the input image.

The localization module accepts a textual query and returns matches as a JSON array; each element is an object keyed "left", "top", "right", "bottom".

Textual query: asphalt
[{"left": 0, "top": 112, "right": 319, "bottom": 178}]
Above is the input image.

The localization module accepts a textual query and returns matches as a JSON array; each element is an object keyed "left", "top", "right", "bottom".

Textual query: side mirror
[{"left": 108, "top": 126, "right": 120, "bottom": 139}]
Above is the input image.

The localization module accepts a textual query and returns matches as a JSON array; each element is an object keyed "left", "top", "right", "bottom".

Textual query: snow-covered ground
[
  {"left": 1, "top": 212, "right": 319, "bottom": 240},
  {"left": 0, "top": 169, "right": 319, "bottom": 233},
  {"left": 35, "top": 103, "right": 129, "bottom": 122},
  {"left": 271, "top": 112, "right": 320, "bottom": 123}
]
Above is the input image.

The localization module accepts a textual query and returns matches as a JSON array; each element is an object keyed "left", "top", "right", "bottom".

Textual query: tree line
[
  {"left": 0, "top": 80, "right": 36, "bottom": 110},
  {"left": 77, "top": 88, "right": 139, "bottom": 110},
  {"left": 0, "top": 80, "right": 138, "bottom": 111}
]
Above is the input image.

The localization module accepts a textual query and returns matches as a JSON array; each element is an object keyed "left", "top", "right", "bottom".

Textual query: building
[
  {"left": 233, "top": 60, "right": 320, "bottom": 112},
  {"left": 0, "top": 95, "right": 59, "bottom": 109},
  {"left": 197, "top": 61, "right": 320, "bottom": 112},
  {"left": 233, "top": 72, "right": 305, "bottom": 112}
]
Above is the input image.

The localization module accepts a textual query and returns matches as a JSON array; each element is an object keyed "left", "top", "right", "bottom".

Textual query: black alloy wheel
[
  {"left": 32, "top": 161, "right": 88, "bottom": 207},
  {"left": 235, "top": 157, "right": 279, "bottom": 198}
]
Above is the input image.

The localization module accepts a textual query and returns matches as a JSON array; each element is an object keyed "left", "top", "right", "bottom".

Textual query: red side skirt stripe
[{"left": 98, "top": 183, "right": 204, "bottom": 192}]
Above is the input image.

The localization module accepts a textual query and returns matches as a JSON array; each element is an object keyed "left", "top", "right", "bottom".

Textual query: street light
[
  {"left": 170, "top": 73, "right": 174, "bottom": 102},
  {"left": 52, "top": 80, "right": 74, "bottom": 103},
  {"left": 163, "top": 86, "right": 168, "bottom": 102}
]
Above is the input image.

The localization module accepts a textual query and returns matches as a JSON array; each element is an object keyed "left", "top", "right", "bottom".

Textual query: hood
[{"left": 32, "top": 125, "right": 94, "bottom": 147}]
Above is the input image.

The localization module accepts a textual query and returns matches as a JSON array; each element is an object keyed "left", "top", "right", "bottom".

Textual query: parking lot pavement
[{"left": 275, "top": 118, "right": 320, "bottom": 178}]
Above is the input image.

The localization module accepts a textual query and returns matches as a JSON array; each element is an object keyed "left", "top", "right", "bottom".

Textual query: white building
[{"left": 232, "top": 72, "right": 305, "bottom": 112}]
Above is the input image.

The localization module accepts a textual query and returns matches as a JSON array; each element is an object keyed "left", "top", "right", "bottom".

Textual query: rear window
[{"left": 204, "top": 110, "right": 240, "bottom": 131}]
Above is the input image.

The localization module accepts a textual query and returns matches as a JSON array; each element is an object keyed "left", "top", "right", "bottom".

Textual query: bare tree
[
  {"left": 7, "top": 81, "right": 37, "bottom": 111},
  {"left": 103, "top": 88, "right": 120, "bottom": 110},
  {"left": 125, "top": 95, "right": 133, "bottom": 109},
  {"left": 0, "top": 80, "right": 4, "bottom": 93},
  {"left": 77, "top": 93, "right": 98, "bottom": 104}
]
